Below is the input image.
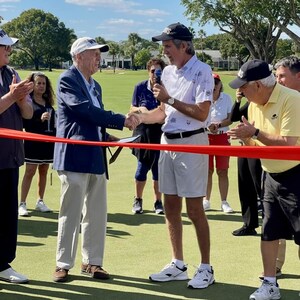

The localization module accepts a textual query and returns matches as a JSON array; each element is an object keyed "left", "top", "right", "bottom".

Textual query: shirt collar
[{"left": 176, "top": 54, "right": 197, "bottom": 75}]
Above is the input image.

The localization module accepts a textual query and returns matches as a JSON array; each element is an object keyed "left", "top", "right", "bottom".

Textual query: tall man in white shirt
[{"left": 140, "top": 22, "right": 215, "bottom": 289}]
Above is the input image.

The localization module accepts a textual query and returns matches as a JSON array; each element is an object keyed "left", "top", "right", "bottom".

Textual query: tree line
[{"left": 1, "top": 4, "right": 299, "bottom": 71}]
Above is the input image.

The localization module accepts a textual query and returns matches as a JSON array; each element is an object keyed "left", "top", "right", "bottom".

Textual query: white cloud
[
  {"left": 65, "top": 0, "right": 138, "bottom": 10},
  {"left": 129, "top": 8, "right": 169, "bottom": 17},
  {"left": 147, "top": 18, "right": 164, "bottom": 23},
  {"left": 106, "top": 18, "right": 136, "bottom": 26},
  {"left": 65, "top": 0, "right": 169, "bottom": 17}
]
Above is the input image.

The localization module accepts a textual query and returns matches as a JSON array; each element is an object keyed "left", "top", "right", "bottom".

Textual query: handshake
[
  {"left": 124, "top": 113, "right": 142, "bottom": 131},
  {"left": 124, "top": 106, "right": 166, "bottom": 130}
]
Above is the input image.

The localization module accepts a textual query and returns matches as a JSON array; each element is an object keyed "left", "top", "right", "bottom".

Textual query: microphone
[{"left": 154, "top": 69, "right": 162, "bottom": 84}]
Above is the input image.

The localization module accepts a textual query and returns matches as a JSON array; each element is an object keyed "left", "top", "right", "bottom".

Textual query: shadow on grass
[
  {"left": 19, "top": 210, "right": 59, "bottom": 220},
  {"left": 108, "top": 212, "right": 190, "bottom": 226},
  {"left": 18, "top": 217, "right": 58, "bottom": 240},
  {"left": 0, "top": 274, "right": 299, "bottom": 300}
]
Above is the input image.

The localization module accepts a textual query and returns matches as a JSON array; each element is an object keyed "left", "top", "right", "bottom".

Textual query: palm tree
[
  {"left": 108, "top": 41, "right": 120, "bottom": 73},
  {"left": 126, "top": 33, "right": 142, "bottom": 70}
]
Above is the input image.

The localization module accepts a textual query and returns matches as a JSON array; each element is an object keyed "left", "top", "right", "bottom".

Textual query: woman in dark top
[
  {"left": 130, "top": 58, "right": 165, "bottom": 215},
  {"left": 19, "top": 72, "right": 56, "bottom": 216},
  {"left": 230, "top": 92, "right": 262, "bottom": 236}
]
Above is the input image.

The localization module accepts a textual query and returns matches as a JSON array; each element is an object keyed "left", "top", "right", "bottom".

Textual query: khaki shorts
[{"left": 159, "top": 132, "right": 209, "bottom": 198}]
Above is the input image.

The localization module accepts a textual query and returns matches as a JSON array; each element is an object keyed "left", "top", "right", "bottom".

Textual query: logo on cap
[
  {"left": 237, "top": 70, "right": 244, "bottom": 79},
  {"left": 163, "top": 27, "right": 172, "bottom": 35}
]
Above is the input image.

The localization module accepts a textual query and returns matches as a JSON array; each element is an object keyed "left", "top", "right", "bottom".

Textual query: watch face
[{"left": 168, "top": 97, "right": 175, "bottom": 105}]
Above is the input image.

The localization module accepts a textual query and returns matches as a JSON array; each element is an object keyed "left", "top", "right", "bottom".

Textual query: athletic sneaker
[
  {"left": 154, "top": 200, "right": 164, "bottom": 214},
  {"left": 35, "top": 200, "right": 52, "bottom": 213},
  {"left": 221, "top": 200, "right": 233, "bottom": 213},
  {"left": 187, "top": 267, "right": 215, "bottom": 289},
  {"left": 18, "top": 202, "right": 29, "bottom": 217},
  {"left": 149, "top": 262, "right": 188, "bottom": 282},
  {"left": 132, "top": 197, "right": 143, "bottom": 214},
  {"left": 249, "top": 280, "right": 281, "bottom": 300},
  {"left": 203, "top": 199, "right": 211, "bottom": 211}
]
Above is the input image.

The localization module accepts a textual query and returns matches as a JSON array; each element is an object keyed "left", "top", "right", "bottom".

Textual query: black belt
[{"left": 164, "top": 128, "right": 206, "bottom": 139}]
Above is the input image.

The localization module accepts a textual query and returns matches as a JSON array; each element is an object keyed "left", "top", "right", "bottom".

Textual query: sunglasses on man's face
[
  {"left": 0, "top": 45, "right": 12, "bottom": 51},
  {"left": 150, "top": 68, "right": 162, "bottom": 74}
]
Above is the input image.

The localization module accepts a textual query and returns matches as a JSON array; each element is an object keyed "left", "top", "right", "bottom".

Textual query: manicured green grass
[{"left": 1, "top": 68, "right": 298, "bottom": 300}]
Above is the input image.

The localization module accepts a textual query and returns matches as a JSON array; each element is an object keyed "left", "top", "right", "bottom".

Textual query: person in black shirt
[
  {"left": 230, "top": 92, "right": 262, "bottom": 236},
  {"left": 0, "top": 29, "right": 33, "bottom": 283},
  {"left": 19, "top": 72, "right": 56, "bottom": 217}
]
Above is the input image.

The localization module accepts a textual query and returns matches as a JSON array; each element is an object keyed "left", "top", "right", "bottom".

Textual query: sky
[{"left": 0, "top": 0, "right": 220, "bottom": 42}]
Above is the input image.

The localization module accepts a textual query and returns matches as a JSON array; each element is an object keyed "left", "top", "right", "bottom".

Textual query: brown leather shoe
[
  {"left": 53, "top": 267, "right": 69, "bottom": 282},
  {"left": 81, "top": 264, "right": 110, "bottom": 280}
]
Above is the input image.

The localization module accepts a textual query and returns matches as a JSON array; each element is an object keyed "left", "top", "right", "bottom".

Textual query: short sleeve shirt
[
  {"left": 248, "top": 84, "right": 300, "bottom": 173},
  {"left": 161, "top": 55, "right": 213, "bottom": 132},
  {"left": 210, "top": 92, "right": 233, "bottom": 132}
]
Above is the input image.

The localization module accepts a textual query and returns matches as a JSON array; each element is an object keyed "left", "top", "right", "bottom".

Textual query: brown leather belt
[{"left": 164, "top": 128, "right": 206, "bottom": 139}]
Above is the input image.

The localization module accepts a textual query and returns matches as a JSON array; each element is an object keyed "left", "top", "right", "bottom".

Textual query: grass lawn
[{"left": 0, "top": 69, "right": 299, "bottom": 300}]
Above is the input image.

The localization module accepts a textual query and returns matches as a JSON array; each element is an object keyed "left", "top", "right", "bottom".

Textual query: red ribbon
[{"left": 0, "top": 128, "right": 299, "bottom": 161}]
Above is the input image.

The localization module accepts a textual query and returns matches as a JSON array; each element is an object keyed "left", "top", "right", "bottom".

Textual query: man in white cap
[
  {"left": 52, "top": 37, "right": 140, "bottom": 282},
  {"left": 228, "top": 59, "right": 300, "bottom": 300},
  {"left": 0, "top": 29, "right": 33, "bottom": 283}
]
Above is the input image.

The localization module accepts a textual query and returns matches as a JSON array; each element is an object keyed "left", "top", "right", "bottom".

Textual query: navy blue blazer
[{"left": 53, "top": 66, "right": 125, "bottom": 176}]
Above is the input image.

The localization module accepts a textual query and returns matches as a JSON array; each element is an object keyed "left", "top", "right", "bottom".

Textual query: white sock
[
  {"left": 264, "top": 276, "right": 276, "bottom": 284},
  {"left": 199, "top": 263, "right": 211, "bottom": 271},
  {"left": 172, "top": 259, "right": 185, "bottom": 269}
]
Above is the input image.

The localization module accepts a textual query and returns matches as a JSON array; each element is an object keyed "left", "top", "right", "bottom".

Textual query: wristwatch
[
  {"left": 167, "top": 97, "right": 175, "bottom": 105},
  {"left": 252, "top": 128, "right": 260, "bottom": 140}
]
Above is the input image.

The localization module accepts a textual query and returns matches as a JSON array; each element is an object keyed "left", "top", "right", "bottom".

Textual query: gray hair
[
  {"left": 172, "top": 39, "right": 195, "bottom": 55},
  {"left": 274, "top": 56, "right": 300, "bottom": 74},
  {"left": 248, "top": 73, "right": 276, "bottom": 87}
]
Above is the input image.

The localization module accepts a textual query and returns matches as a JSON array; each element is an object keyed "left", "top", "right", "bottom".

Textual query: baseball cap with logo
[
  {"left": 0, "top": 29, "right": 19, "bottom": 46},
  {"left": 229, "top": 59, "right": 272, "bottom": 89},
  {"left": 70, "top": 37, "right": 109, "bottom": 56},
  {"left": 152, "top": 22, "right": 193, "bottom": 42}
]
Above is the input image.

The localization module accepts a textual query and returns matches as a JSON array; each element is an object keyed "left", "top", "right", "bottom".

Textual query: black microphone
[{"left": 154, "top": 69, "right": 162, "bottom": 84}]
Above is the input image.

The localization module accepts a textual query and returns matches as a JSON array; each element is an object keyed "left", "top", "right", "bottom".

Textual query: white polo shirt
[{"left": 161, "top": 55, "right": 213, "bottom": 133}]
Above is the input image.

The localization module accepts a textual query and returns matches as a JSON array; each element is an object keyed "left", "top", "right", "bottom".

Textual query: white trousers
[{"left": 56, "top": 171, "right": 107, "bottom": 270}]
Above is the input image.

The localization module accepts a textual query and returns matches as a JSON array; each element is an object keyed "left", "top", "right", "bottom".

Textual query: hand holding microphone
[{"left": 154, "top": 69, "right": 162, "bottom": 85}]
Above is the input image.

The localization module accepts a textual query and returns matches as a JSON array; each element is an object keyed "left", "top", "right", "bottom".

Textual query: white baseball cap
[
  {"left": 0, "top": 29, "right": 19, "bottom": 46},
  {"left": 70, "top": 37, "right": 109, "bottom": 56}
]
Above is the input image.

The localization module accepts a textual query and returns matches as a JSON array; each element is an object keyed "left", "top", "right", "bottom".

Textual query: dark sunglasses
[{"left": 150, "top": 69, "right": 162, "bottom": 74}]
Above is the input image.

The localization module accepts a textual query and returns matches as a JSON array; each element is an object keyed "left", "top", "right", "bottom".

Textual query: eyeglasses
[{"left": 0, "top": 45, "right": 12, "bottom": 51}]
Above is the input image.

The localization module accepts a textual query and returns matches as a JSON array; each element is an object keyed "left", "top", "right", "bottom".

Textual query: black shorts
[{"left": 262, "top": 164, "right": 300, "bottom": 245}]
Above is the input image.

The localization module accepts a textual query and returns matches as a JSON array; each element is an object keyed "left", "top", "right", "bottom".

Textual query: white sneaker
[
  {"left": 149, "top": 262, "right": 188, "bottom": 282},
  {"left": 221, "top": 201, "right": 233, "bottom": 213},
  {"left": 36, "top": 200, "right": 52, "bottom": 213},
  {"left": 0, "top": 267, "right": 29, "bottom": 283},
  {"left": 187, "top": 267, "right": 215, "bottom": 289},
  {"left": 203, "top": 199, "right": 211, "bottom": 211},
  {"left": 18, "top": 202, "right": 29, "bottom": 217},
  {"left": 249, "top": 280, "right": 281, "bottom": 300}
]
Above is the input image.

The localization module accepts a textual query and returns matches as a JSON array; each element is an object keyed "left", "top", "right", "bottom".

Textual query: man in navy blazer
[{"left": 52, "top": 37, "right": 139, "bottom": 283}]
